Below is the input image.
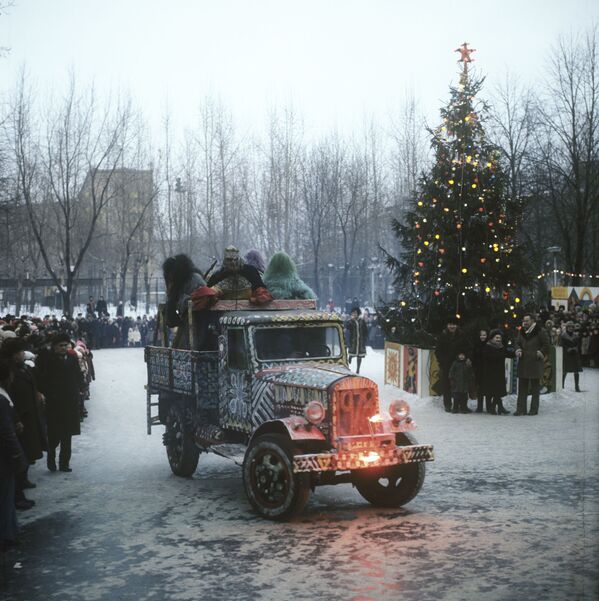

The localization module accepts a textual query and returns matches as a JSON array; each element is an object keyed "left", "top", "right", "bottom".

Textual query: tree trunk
[
  {"left": 15, "top": 278, "right": 22, "bottom": 316},
  {"left": 130, "top": 259, "right": 140, "bottom": 309},
  {"left": 143, "top": 260, "right": 151, "bottom": 315},
  {"left": 29, "top": 282, "right": 36, "bottom": 314}
]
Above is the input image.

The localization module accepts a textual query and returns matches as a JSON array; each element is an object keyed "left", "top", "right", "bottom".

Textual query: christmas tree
[{"left": 381, "top": 44, "right": 529, "bottom": 344}]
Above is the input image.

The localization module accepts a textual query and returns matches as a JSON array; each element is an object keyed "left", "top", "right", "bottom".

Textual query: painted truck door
[{"left": 218, "top": 327, "right": 252, "bottom": 432}]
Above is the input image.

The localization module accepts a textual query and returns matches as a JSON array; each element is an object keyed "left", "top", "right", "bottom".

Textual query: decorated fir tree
[{"left": 382, "top": 44, "right": 529, "bottom": 344}]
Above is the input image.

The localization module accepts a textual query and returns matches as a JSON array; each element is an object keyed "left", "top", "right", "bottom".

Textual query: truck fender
[{"left": 249, "top": 417, "right": 327, "bottom": 445}]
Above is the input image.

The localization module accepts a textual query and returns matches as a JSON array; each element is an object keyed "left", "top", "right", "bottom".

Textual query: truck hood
[{"left": 255, "top": 362, "right": 355, "bottom": 391}]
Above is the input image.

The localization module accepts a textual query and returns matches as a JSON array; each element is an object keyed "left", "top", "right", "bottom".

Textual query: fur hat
[
  {"left": 50, "top": 332, "right": 71, "bottom": 346},
  {"left": 244, "top": 249, "right": 266, "bottom": 273},
  {"left": 0, "top": 337, "right": 27, "bottom": 357},
  {"left": 224, "top": 246, "right": 240, "bottom": 260}
]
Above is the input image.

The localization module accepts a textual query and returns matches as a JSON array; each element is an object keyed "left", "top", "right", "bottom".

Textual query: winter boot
[
  {"left": 496, "top": 398, "right": 510, "bottom": 415},
  {"left": 47, "top": 453, "right": 56, "bottom": 472},
  {"left": 476, "top": 395, "right": 484, "bottom": 413},
  {"left": 486, "top": 397, "right": 496, "bottom": 415},
  {"left": 575, "top": 373, "right": 581, "bottom": 392}
]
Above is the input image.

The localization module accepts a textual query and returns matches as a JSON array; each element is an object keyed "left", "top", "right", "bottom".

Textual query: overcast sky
[{"left": 1, "top": 0, "right": 598, "bottom": 140}]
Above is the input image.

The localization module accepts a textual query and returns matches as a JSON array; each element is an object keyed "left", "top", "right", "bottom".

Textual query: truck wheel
[
  {"left": 353, "top": 432, "right": 426, "bottom": 508},
  {"left": 164, "top": 402, "right": 200, "bottom": 477},
  {"left": 243, "top": 434, "right": 310, "bottom": 520}
]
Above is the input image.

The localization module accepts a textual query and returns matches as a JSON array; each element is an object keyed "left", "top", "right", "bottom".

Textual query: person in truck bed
[
  {"left": 263, "top": 251, "right": 316, "bottom": 300},
  {"left": 207, "top": 246, "right": 272, "bottom": 304},
  {"left": 162, "top": 254, "right": 206, "bottom": 349}
]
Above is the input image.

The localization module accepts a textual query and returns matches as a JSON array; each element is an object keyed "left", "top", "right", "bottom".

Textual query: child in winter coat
[{"left": 449, "top": 350, "right": 474, "bottom": 414}]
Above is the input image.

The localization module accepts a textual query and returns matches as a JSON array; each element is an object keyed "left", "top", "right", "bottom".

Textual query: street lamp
[
  {"left": 369, "top": 256, "right": 379, "bottom": 307},
  {"left": 327, "top": 264, "right": 334, "bottom": 303},
  {"left": 547, "top": 246, "right": 561, "bottom": 288}
]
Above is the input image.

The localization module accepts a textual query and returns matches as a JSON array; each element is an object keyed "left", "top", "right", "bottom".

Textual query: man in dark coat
[
  {"left": 36, "top": 333, "right": 84, "bottom": 472},
  {"left": 1, "top": 338, "right": 46, "bottom": 499},
  {"left": 0, "top": 359, "right": 27, "bottom": 547},
  {"left": 515, "top": 313, "right": 551, "bottom": 416},
  {"left": 435, "top": 319, "right": 468, "bottom": 413},
  {"left": 561, "top": 321, "right": 582, "bottom": 392},
  {"left": 472, "top": 329, "right": 488, "bottom": 413},
  {"left": 96, "top": 296, "right": 108, "bottom": 318},
  {"left": 347, "top": 307, "right": 368, "bottom": 374}
]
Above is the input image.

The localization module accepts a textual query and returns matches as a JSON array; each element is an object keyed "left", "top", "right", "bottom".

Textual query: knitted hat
[{"left": 0, "top": 337, "right": 27, "bottom": 357}]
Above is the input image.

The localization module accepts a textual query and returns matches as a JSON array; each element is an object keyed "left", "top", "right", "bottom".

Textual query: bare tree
[
  {"left": 11, "top": 73, "right": 132, "bottom": 315},
  {"left": 534, "top": 28, "right": 599, "bottom": 284},
  {"left": 389, "top": 90, "right": 428, "bottom": 210},
  {"left": 262, "top": 106, "right": 303, "bottom": 256}
]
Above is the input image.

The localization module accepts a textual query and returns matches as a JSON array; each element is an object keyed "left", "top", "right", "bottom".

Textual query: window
[
  {"left": 254, "top": 325, "right": 342, "bottom": 362},
  {"left": 227, "top": 329, "right": 248, "bottom": 370}
]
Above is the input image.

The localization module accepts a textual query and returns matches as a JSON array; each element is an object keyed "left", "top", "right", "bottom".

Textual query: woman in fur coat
[{"left": 482, "top": 329, "right": 514, "bottom": 415}]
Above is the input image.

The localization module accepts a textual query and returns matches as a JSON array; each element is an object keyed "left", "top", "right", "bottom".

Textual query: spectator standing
[
  {"left": 580, "top": 326, "right": 591, "bottom": 368},
  {"left": 589, "top": 325, "right": 599, "bottom": 367},
  {"left": 449, "top": 350, "right": 474, "bottom": 414},
  {"left": 1, "top": 338, "right": 46, "bottom": 506},
  {"left": 86, "top": 296, "right": 96, "bottom": 318},
  {"left": 515, "top": 313, "right": 550, "bottom": 416},
  {"left": 0, "top": 360, "right": 27, "bottom": 550},
  {"left": 347, "top": 307, "right": 368, "bottom": 374},
  {"left": 560, "top": 321, "right": 582, "bottom": 392},
  {"left": 36, "top": 334, "right": 85, "bottom": 472},
  {"left": 95, "top": 296, "right": 108, "bottom": 317},
  {"left": 472, "top": 329, "right": 488, "bottom": 413},
  {"left": 435, "top": 318, "right": 467, "bottom": 413},
  {"left": 128, "top": 325, "right": 142, "bottom": 347},
  {"left": 482, "top": 329, "right": 514, "bottom": 415}
]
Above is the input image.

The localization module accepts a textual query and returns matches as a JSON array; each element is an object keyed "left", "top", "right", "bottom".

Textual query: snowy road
[{"left": 2, "top": 348, "right": 598, "bottom": 601}]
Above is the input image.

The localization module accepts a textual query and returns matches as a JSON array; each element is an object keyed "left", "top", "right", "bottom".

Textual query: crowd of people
[
  {"left": 436, "top": 303, "right": 599, "bottom": 417},
  {"left": 0, "top": 315, "right": 97, "bottom": 553}
]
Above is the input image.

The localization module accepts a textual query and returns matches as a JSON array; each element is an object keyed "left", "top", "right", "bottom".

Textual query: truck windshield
[{"left": 254, "top": 325, "right": 343, "bottom": 361}]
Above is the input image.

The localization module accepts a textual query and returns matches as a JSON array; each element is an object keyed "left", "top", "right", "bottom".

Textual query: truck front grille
[{"left": 335, "top": 389, "right": 377, "bottom": 436}]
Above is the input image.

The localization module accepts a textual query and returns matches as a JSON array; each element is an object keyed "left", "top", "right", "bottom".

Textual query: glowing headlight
[
  {"left": 304, "top": 400, "right": 326, "bottom": 425},
  {"left": 388, "top": 400, "right": 410, "bottom": 422}
]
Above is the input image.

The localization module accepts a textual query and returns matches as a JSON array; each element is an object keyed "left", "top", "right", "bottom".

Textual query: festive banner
[
  {"left": 403, "top": 346, "right": 418, "bottom": 394},
  {"left": 551, "top": 286, "right": 599, "bottom": 310}
]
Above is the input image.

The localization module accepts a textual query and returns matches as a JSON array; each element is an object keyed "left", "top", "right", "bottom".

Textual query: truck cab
[{"left": 145, "top": 299, "right": 433, "bottom": 519}]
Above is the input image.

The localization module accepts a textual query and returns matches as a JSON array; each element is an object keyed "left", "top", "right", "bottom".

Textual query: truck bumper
[{"left": 292, "top": 444, "right": 434, "bottom": 473}]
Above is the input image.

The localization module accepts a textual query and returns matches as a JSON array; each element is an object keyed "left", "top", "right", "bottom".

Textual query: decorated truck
[{"left": 145, "top": 299, "right": 434, "bottom": 519}]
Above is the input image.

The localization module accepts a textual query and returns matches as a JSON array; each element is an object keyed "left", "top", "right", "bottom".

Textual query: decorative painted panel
[{"left": 145, "top": 346, "right": 171, "bottom": 390}]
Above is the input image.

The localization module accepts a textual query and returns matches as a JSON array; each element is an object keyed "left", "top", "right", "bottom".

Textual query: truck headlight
[
  {"left": 388, "top": 400, "right": 410, "bottom": 422},
  {"left": 304, "top": 401, "right": 326, "bottom": 425}
]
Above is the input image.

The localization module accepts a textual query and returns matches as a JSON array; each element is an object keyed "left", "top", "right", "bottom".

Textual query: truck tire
[
  {"left": 164, "top": 401, "right": 200, "bottom": 477},
  {"left": 353, "top": 432, "right": 426, "bottom": 508},
  {"left": 242, "top": 434, "right": 310, "bottom": 520}
]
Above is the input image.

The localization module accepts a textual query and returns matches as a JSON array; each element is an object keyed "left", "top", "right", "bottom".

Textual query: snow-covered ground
[{"left": 3, "top": 348, "right": 598, "bottom": 601}]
